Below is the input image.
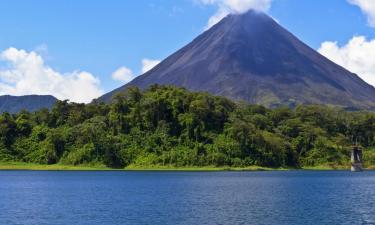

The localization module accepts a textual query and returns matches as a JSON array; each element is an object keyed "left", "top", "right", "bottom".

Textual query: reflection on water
[{"left": 0, "top": 171, "right": 374, "bottom": 225}]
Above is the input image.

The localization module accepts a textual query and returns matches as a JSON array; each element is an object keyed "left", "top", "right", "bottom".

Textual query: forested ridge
[{"left": 0, "top": 85, "right": 374, "bottom": 168}]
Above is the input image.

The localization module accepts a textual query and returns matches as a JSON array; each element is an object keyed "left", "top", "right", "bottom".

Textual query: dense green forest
[{"left": 0, "top": 85, "right": 374, "bottom": 169}]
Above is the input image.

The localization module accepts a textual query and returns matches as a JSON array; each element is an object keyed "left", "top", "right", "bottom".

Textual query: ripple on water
[{"left": 0, "top": 171, "right": 374, "bottom": 225}]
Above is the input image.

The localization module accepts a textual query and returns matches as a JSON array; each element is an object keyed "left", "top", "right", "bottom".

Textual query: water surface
[{"left": 0, "top": 171, "right": 374, "bottom": 225}]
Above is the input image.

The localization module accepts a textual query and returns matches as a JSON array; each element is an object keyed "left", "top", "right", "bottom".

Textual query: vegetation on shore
[
  {"left": 0, "top": 162, "right": 356, "bottom": 171},
  {"left": 0, "top": 85, "right": 374, "bottom": 170},
  {"left": 0, "top": 162, "right": 109, "bottom": 171},
  {"left": 0, "top": 162, "right": 280, "bottom": 171}
]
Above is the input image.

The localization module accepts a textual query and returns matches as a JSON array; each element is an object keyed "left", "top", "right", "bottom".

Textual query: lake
[{"left": 0, "top": 171, "right": 374, "bottom": 225}]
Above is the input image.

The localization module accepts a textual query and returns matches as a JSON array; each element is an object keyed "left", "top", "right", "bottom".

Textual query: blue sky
[{"left": 0, "top": 0, "right": 374, "bottom": 102}]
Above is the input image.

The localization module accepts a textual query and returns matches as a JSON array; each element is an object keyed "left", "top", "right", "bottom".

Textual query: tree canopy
[{"left": 0, "top": 85, "right": 374, "bottom": 168}]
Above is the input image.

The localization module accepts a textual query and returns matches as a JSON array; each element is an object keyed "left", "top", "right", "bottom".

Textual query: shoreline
[{"left": 0, "top": 162, "right": 367, "bottom": 171}]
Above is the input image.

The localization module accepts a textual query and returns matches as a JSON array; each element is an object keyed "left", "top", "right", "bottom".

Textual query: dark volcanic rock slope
[
  {"left": 0, "top": 95, "right": 57, "bottom": 113},
  {"left": 101, "top": 10, "right": 375, "bottom": 109}
]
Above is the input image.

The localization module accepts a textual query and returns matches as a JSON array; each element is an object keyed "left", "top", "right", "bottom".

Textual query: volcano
[{"left": 100, "top": 10, "right": 375, "bottom": 109}]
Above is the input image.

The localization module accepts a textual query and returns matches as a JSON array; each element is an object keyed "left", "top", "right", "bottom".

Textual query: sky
[{"left": 0, "top": 0, "right": 375, "bottom": 103}]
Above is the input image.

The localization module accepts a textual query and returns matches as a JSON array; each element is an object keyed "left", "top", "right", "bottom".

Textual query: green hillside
[{"left": 1, "top": 85, "right": 374, "bottom": 169}]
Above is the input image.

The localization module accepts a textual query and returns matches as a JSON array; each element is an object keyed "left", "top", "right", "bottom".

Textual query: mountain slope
[
  {"left": 100, "top": 10, "right": 375, "bottom": 109},
  {"left": 0, "top": 95, "right": 57, "bottom": 113}
]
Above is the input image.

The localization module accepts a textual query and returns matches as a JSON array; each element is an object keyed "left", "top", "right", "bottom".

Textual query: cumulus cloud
[
  {"left": 111, "top": 66, "right": 135, "bottom": 83},
  {"left": 318, "top": 36, "right": 375, "bottom": 87},
  {"left": 112, "top": 58, "right": 161, "bottom": 84},
  {"left": 0, "top": 47, "right": 103, "bottom": 103},
  {"left": 349, "top": 0, "right": 375, "bottom": 27},
  {"left": 142, "top": 58, "right": 161, "bottom": 73},
  {"left": 197, "top": 0, "right": 273, "bottom": 28}
]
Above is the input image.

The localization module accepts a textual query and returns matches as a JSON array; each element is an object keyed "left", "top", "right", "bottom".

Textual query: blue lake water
[{"left": 0, "top": 171, "right": 374, "bottom": 225}]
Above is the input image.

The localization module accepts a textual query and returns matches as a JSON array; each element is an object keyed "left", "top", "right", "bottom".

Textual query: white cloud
[
  {"left": 318, "top": 36, "right": 375, "bottom": 87},
  {"left": 0, "top": 47, "right": 103, "bottom": 103},
  {"left": 349, "top": 0, "right": 375, "bottom": 27},
  {"left": 142, "top": 58, "right": 161, "bottom": 73},
  {"left": 197, "top": 0, "right": 273, "bottom": 29},
  {"left": 111, "top": 66, "right": 135, "bottom": 83},
  {"left": 112, "top": 58, "right": 161, "bottom": 84}
]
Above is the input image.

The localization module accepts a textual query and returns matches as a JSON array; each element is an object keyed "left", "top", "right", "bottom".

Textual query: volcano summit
[{"left": 101, "top": 10, "right": 375, "bottom": 109}]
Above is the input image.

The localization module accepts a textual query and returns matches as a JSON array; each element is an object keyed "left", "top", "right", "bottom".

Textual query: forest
[{"left": 0, "top": 85, "right": 374, "bottom": 169}]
